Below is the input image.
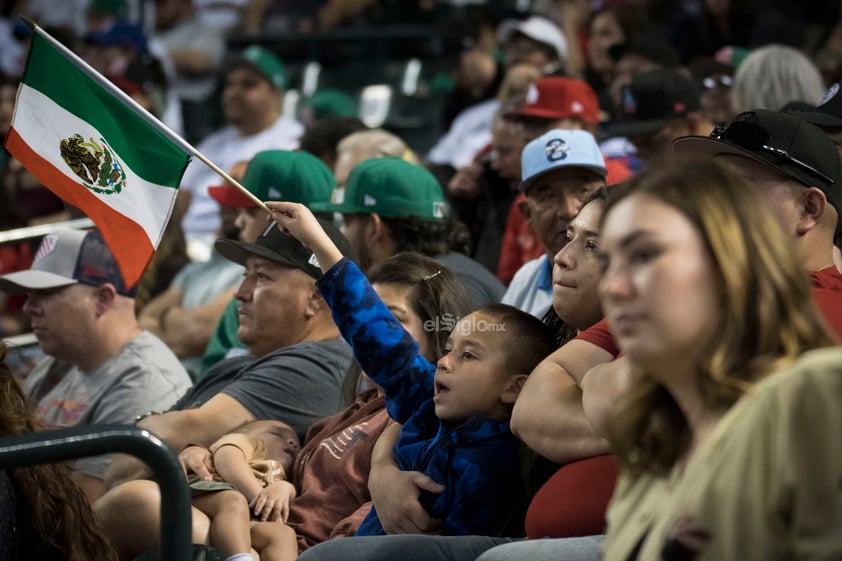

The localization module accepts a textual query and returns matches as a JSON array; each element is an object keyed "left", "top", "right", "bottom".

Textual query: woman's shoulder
[{"left": 749, "top": 347, "right": 842, "bottom": 403}]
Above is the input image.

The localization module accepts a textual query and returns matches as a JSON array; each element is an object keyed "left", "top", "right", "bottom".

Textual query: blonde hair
[
  {"left": 605, "top": 161, "right": 836, "bottom": 475},
  {"left": 337, "top": 129, "right": 418, "bottom": 165},
  {"left": 732, "top": 44, "right": 826, "bottom": 113}
]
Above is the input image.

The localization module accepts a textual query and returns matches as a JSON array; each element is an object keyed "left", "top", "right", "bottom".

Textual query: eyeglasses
[
  {"left": 702, "top": 74, "right": 732, "bottom": 89},
  {"left": 710, "top": 120, "right": 834, "bottom": 185}
]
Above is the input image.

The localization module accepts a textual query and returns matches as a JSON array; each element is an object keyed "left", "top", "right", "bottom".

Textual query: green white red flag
[{"left": 4, "top": 28, "right": 192, "bottom": 287}]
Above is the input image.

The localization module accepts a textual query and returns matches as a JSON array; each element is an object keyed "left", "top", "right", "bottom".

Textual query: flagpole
[{"left": 21, "top": 17, "right": 270, "bottom": 212}]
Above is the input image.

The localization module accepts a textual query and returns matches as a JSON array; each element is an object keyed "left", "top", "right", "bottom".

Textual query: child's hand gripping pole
[{"left": 264, "top": 202, "right": 345, "bottom": 273}]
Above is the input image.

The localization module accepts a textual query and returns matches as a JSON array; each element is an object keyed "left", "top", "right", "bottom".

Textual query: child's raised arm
[{"left": 265, "top": 202, "right": 343, "bottom": 272}]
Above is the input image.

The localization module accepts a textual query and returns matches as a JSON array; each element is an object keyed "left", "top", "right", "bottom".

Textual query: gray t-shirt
[
  {"left": 172, "top": 338, "right": 353, "bottom": 441},
  {"left": 22, "top": 331, "right": 191, "bottom": 477}
]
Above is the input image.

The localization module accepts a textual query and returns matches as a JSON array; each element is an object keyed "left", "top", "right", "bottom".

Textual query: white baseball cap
[
  {"left": 520, "top": 129, "right": 607, "bottom": 192},
  {"left": 499, "top": 16, "right": 568, "bottom": 62}
]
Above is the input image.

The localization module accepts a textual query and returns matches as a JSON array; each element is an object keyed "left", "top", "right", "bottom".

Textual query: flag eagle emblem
[{"left": 59, "top": 133, "right": 127, "bottom": 194}]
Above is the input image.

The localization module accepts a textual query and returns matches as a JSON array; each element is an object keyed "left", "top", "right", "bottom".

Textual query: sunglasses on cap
[
  {"left": 710, "top": 120, "right": 835, "bottom": 186},
  {"left": 702, "top": 74, "right": 732, "bottom": 89}
]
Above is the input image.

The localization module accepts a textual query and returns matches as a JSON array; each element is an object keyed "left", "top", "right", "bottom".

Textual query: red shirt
[
  {"left": 287, "top": 389, "right": 391, "bottom": 551},
  {"left": 810, "top": 266, "right": 842, "bottom": 341}
]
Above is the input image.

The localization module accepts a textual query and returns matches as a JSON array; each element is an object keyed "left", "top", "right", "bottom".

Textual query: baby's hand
[{"left": 250, "top": 480, "right": 296, "bottom": 522}]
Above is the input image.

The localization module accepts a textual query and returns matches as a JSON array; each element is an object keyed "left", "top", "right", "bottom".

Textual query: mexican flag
[{"left": 4, "top": 29, "right": 192, "bottom": 288}]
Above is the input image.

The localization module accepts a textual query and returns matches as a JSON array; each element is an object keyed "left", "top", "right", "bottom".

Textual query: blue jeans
[{"left": 297, "top": 534, "right": 604, "bottom": 561}]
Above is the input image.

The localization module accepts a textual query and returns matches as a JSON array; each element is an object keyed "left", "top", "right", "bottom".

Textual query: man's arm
[
  {"left": 104, "top": 394, "right": 255, "bottom": 488},
  {"left": 140, "top": 287, "right": 237, "bottom": 359},
  {"left": 511, "top": 339, "right": 613, "bottom": 464},
  {"left": 138, "top": 285, "right": 183, "bottom": 335}
]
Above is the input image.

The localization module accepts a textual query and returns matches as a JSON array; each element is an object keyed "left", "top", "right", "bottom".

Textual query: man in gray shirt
[
  {"left": 0, "top": 228, "right": 192, "bottom": 501},
  {"left": 104, "top": 219, "right": 355, "bottom": 487}
]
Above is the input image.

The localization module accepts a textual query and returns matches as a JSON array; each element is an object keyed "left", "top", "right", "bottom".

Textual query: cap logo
[
  {"left": 33, "top": 234, "right": 59, "bottom": 265},
  {"left": 307, "top": 253, "right": 320, "bottom": 268},
  {"left": 80, "top": 263, "right": 107, "bottom": 280},
  {"left": 674, "top": 102, "right": 686, "bottom": 113},
  {"left": 331, "top": 187, "right": 345, "bottom": 204},
  {"left": 545, "top": 138, "right": 569, "bottom": 162},
  {"left": 364, "top": 194, "right": 377, "bottom": 206},
  {"left": 819, "top": 83, "right": 839, "bottom": 108},
  {"left": 526, "top": 83, "right": 539, "bottom": 105},
  {"left": 268, "top": 187, "right": 281, "bottom": 200},
  {"left": 571, "top": 101, "right": 583, "bottom": 113},
  {"left": 623, "top": 88, "right": 637, "bottom": 115},
  {"left": 432, "top": 201, "right": 446, "bottom": 219}
]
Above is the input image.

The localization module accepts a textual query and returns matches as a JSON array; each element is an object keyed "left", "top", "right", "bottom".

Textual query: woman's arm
[
  {"left": 367, "top": 423, "right": 444, "bottom": 534},
  {"left": 511, "top": 339, "right": 613, "bottom": 463}
]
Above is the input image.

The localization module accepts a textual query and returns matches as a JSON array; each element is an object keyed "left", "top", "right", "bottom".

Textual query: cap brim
[
  {"left": 215, "top": 237, "right": 305, "bottom": 273},
  {"left": 520, "top": 163, "right": 608, "bottom": 192},
  {"left": 208, "top": 186, "right": 258, "bottom": 208},
  {"left": 792, "top": 110, "right": 842, "bottom": 129},
  {"left": 0, "top": 270, "right": 78, "bottom": 294},
  {"left": 672, "top": 134, "right": 798, "bottom": 180},
  {"left": 607, "top": 118, "right": 670, "bottom": 138},
  {"left": 507, "top": 106, "right": 572, "bottom": 120}
]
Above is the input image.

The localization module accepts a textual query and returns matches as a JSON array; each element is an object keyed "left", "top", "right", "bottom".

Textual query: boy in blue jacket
[{"left": 266, "top": 176, "right": 554, "bottom": 537}]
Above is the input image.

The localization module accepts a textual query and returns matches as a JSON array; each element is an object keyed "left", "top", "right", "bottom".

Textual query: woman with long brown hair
[
  {"left": 0, "top": 342, "right": 117, "bottom": 561},
  {"left": 596, "top": 161, "right": 841, "bottom": 560}
]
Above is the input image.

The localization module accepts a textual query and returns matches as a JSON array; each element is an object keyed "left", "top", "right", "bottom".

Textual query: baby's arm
[{"left": 212, "top": 444, "right": 264, "bottom": 503}]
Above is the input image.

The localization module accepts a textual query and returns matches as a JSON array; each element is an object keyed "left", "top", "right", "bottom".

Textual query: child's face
[
  {"left": 249, "top": 421, "right": 301, "bottom": 474},
  {"left": 434, "top": 311, "right": 514, "bottom": 422}
]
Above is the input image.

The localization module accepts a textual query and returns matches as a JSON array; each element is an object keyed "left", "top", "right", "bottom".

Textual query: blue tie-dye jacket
[{"left": 316, "top": 258, "right": 527, "bottom": 537}]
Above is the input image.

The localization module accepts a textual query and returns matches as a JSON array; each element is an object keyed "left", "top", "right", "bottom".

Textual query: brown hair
[
  {"left": 340, "top": 252, "right": 475, "bottom": 403},
  {"left": 0, "top": 343, "right": 118, "bottom": 561},
  {"left": 474, "top": 303, "right": 556, "bottom": 376},
  {"left": 603, "top": 161, "right": 836, "bottom": 475}
]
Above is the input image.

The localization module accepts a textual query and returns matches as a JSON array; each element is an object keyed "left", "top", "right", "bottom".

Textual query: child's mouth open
[{"left": 434, "top": 380, "right": 449, "bottom": 401}]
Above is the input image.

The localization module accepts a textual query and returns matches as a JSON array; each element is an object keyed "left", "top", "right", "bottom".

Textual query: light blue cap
[{"left": 520, "top": 129, "right": 607, "bottom": 192}]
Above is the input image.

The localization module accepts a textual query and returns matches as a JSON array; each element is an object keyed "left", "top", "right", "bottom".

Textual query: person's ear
[
  {"left": 93, "top": 283, "right": 117, "bottom": 316},
  {"left": 796, "top": 187, "right": 827, "bottom": 236},
  {"left": 364, "top": 213, "right": 385, "bottom": 243},
  {"left": 500, "top": 373, "right": 529, "bottom": 404},
  {"left": 517, "top": 198, "right": 532, "bottom": 224},
  {"left": 303, "top": 282, "right": 326, "bottom": 319}
]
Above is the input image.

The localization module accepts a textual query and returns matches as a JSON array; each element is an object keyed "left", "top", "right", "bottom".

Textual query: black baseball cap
[
  {"left": 608, "top": 34, "right": 680, "bottom": 68},
  {"left": 788, "top": 82, "right": 842, "bottom": 129},
  {"left": 215, "top": 219, "right": 355, "bottom": 279},
  {"left": 608, "top": 68, "right": 700, "bottom": 137},
  {"left": 672, "top": 109, "right": 842, "bottom": 236}
]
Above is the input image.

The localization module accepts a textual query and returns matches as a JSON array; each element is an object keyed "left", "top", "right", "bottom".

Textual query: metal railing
[{"left": 0, "top": 424, "right": 191, "bottom": 561}]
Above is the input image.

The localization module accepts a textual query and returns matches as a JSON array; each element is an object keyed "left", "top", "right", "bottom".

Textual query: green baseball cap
[
  {"left": 208, "top": 150, "right": 335, "bottom": 208},
  {"left": 311, "top": 158, "right": 448, "bottom": 221},
  {"left": 235, "top": 45, "right": 286, "bottom": 89},
  {"left": 306, "top": 89, "right": 357, "bottom": 120}
]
